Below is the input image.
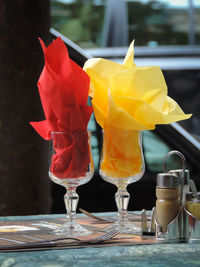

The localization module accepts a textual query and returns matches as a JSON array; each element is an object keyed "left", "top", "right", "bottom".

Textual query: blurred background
[
  {"left": 51, "top": 0, "right": 200, "bottom": 48},
  {"left": 0, "top": 0, "right": 199, "bottom": 216}
]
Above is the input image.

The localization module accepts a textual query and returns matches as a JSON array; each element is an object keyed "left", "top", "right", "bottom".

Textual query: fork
[
  {"left": 85, "top": 228, "right": 119, "bottom": 244},
  {"left": 0, "top": 229, "right": 120, "bottom": 251},
  {"left": 36, "top": 228, "right": 119, "bottom": 245}
]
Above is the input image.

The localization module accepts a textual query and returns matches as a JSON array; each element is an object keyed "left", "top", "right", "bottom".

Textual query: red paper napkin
[
  {"left": 30, "top": 37, "right": 93, "bottom": 178},
  {"left": 50, "top": 131, "right": 91, "bottom": 179}
]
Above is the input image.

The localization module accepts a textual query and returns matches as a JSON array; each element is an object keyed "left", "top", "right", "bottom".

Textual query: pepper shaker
[
  {"left": 155, "top": 150, "right": 187, "bottom": 241},
  {"left": 156, "top": 173, "right": 180, "bottom": 233}
]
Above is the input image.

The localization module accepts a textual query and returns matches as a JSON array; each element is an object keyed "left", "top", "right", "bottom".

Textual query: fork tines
[{"left": 95, "top": 228, "right": 120, "bottom": 241}]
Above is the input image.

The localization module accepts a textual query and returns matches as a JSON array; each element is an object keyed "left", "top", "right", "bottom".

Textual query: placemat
[{"left": 0, "top": 214, "right": 156, "bottom": 252}]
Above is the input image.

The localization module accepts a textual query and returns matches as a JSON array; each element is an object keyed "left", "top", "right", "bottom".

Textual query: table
[{"left": 0, "top": 214, "right": 200, "bottom": 267}]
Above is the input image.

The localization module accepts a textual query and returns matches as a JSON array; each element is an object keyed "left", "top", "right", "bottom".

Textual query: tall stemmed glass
[
  {"left": 49, "top": 131, "right": 94, "bottom": 237},
  {"left": 99, "top": 128, "right": 145, "bottom": 234}
]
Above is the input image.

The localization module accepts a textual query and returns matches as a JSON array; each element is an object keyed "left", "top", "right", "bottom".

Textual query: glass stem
[
  {"left": 64, "top": 188, "right": 79, "bottom": 224},
  {"left": 115, "top": 187, "right": 130, "bottom": 223}
]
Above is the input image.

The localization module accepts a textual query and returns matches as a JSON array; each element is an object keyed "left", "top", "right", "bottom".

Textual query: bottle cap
[
  {"left": 169, "top": 169, "right": 189, "bottom": 185},
  {"left": 186, "top": 192, "right": 200, "bottom": 201},
  {"left": 157, "top": 173, "right": 179, "bottom": 188}
]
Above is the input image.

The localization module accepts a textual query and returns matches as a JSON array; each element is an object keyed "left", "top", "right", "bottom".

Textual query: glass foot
[
  {"left": 105, "top": 218, "right": 141, "bottom": 235},
  {"left": 52, "top": 222, "right": 92, "bottom": 237}
]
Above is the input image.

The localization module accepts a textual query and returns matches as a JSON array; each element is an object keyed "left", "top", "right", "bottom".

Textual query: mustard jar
[
  {"left": 185, "top": 192, "right": 200, "bottom": 219},
  {"left": 184, "top": 192, "right": 200, "bottom": 242}
]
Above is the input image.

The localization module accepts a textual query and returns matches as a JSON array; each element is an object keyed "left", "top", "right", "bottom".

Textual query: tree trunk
[{"left": 0, "top": 0, "right": 51, "bottom": 215}]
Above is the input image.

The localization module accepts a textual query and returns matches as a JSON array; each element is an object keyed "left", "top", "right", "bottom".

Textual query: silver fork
[
  {"left": 85, "top": 228, "right": 119, "bottom": 244},
  {"left": 0, "top": 229, "right": 120, "bottom": 251}
]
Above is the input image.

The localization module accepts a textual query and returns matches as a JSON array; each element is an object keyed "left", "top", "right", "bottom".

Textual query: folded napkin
[
  {"left": 30, "top": 37, "right": 93, "bottom": 178},
  {"left": 101, "top": 128, "right": 143, "bottom": 178},
  {"left": 84, "top": 41, "right": 191, "bottom": 131},
  {"left": 83, "top": 41, "right": 192, "bottom": 178}
]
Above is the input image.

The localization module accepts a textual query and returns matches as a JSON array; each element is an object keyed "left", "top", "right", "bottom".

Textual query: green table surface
[{"left": 0, "top": 214, "right": 200, "bottom": 267}]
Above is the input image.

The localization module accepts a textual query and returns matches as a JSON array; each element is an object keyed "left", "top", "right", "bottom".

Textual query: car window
[{"left": 143, "top": 130, "right": 180, "bottom": 173}]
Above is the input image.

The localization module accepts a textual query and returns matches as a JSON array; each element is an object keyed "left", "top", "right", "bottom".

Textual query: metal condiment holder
[
  {"left": 168, "top": 168, "right": 190, "bottom": 242},
  {"left": 141, "top": 207, "right": 156, "bottom": 239}
]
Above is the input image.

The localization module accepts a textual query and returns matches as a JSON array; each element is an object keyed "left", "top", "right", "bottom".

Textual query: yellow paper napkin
[
  {"left": 101, "top": 127, "right": 143, "bottom": 178},
  {"left": 84, "top": 41, "right": 192, "bottom": 178},
  {"left": 84, "top": 41, "right": 191, "bottom": 131}
]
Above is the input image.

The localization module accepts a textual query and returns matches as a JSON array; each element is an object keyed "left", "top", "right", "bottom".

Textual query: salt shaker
[
  {"left": 167, "top": 153, "right": 189, "bottom": 241},
  {"left": 169, "top": 169, "right": 190, "bottom": 204}
]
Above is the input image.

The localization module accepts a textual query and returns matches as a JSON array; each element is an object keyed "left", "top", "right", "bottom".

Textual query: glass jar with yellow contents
[
  {"left": 185, "top": 192, "right": 200, "bottom": 242},
  {"left": 185, "top": 192, "right": 200, "bottom": 219}
]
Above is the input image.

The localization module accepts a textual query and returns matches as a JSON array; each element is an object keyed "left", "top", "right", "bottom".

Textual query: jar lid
[
  {"left": 186, "top": 192, "right": 200, "bottom": 201},
  {"left": 169, "top": 169, "right": 189, "bottom": 185},
  {"left": 156, "top": 173, "right": 179, "bottom": 188}
]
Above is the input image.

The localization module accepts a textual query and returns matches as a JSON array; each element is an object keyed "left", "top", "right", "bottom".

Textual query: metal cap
[
  {"left": 156, "top": 173, "right": 179, "bottom": 188},
  {"left": 169, "top": 169, "right": 189, "bottom": 185},
  {"left": 186, "top": 192, "right": 200, "bottom": 201}
]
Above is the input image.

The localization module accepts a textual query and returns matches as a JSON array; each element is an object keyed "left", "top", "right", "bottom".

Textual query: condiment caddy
[{"left": 154, "top": 150, "right": 200, "bottom": 243}]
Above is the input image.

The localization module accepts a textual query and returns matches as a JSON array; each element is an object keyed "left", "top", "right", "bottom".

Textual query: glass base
[
  {"left": 105, "top": 218, "right": 141, "bottom": 235},
  {"left": 52, "top": 221, "right": 92, "bottom": 237}
]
